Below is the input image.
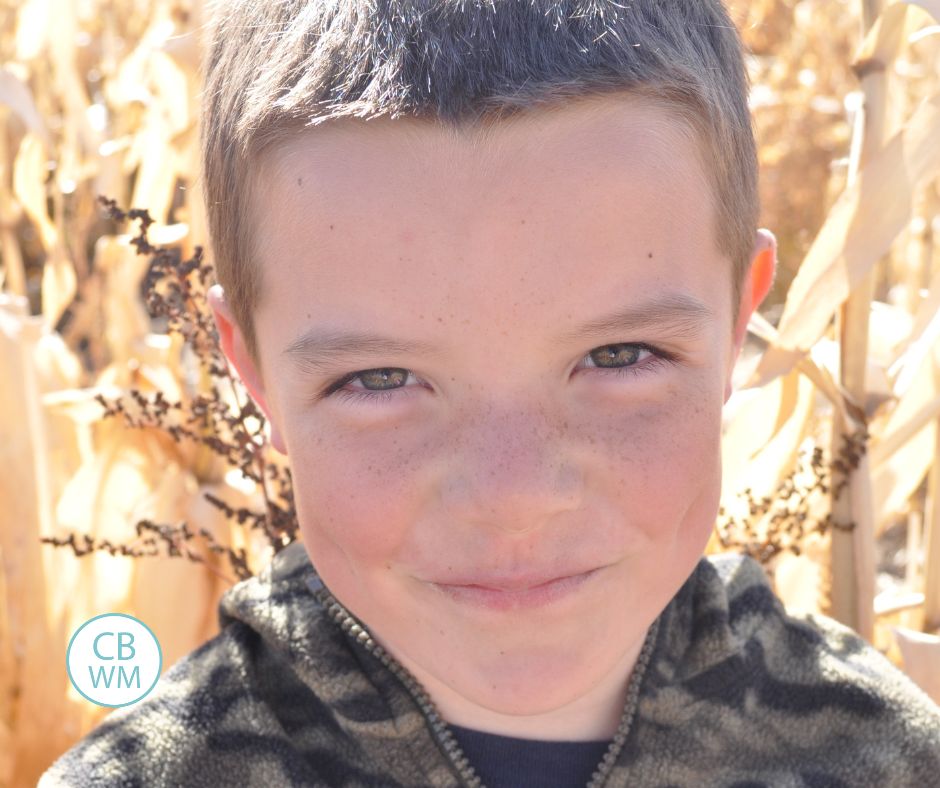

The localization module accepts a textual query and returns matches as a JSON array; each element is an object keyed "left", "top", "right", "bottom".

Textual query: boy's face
[{"left": 212, "top": 95, "right": 774, "bottom": 736}]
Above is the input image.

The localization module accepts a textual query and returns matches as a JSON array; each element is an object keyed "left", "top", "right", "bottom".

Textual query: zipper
[{"left": 312, "top": 585, "right": 660, "bottom": 788}]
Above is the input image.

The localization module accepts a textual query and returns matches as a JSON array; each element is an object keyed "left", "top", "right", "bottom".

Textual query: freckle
[
  {"left": 648, "top": 252, "right": 653, "bottom": 259},
  {"left": 520, "top": 219, "right": 526, "bottom": 225},
  {"left": 419, "top": 314, "right": 424, "bottom": 319},
  {"left": 437, "top": 317, "right": 443, "bottom": 322},
  {"left": 296, "top": 177, "right": 303, "bottom": 186},
  {"left": 329, "top": 224, "right": 334, "bottom": 230}
]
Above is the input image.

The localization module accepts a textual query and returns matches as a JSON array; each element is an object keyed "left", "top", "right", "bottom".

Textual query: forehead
[
  {"left": 255, "top": 94, "right": 712, "bottom": 218},
  {"left": 249, "top": 95, "right": 727, "bottom": 351}
]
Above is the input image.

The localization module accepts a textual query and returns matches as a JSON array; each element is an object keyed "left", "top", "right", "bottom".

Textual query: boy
[{"left": 43, "top": 0, "right": 940, "bottom": 786}]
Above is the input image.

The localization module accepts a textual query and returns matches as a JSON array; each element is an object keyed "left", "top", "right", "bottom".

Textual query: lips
[
  {"left": 428, "top": 567, "right": 601, "bottom": 611},
  {"left": 432, "top": 567, "right": 599, "bottom": 591},
  {"left": 440, "top": 572, "right": 583, "bottom": 591}
]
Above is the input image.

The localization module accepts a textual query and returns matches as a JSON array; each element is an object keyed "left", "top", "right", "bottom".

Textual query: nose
[{"left": 439, "top": 400, "right": 584, "bottom": 535}]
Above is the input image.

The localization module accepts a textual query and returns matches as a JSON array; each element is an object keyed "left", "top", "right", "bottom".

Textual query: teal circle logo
[{"left": 66, "top": 613, "right": 162, "bottom": 708}]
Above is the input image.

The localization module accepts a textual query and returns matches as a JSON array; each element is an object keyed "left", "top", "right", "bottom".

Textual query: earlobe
[{"left": 207, "top": 285, "right": 288, "bottom": 455}]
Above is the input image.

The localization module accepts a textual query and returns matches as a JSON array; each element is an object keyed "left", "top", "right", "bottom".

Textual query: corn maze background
[{"left": 2, "top": 0, "right": 940, "bottom": 785}]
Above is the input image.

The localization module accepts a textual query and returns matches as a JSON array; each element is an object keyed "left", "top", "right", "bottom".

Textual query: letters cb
[{"left": 66, "top": 613, "right": 162, "bottom": 707}]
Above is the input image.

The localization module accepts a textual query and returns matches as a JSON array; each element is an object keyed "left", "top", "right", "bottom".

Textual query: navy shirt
[{"left": 448, "top": 724, "right": 612, "bottom": 788}]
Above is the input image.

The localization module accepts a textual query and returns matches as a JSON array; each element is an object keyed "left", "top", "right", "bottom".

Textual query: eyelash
[{"left": 321, "top": 343, "right": 678, "bottom": 406}]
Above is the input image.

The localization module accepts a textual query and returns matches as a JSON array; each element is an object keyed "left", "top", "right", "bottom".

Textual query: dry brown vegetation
[{"left": 1, "top": 0, "right": 939, "bottom": 785}]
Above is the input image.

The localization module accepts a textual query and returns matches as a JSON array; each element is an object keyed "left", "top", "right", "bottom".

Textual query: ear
[
  {"left": 725, "top": 229, "right": 777, "bottom": 403},
  {"left": 207, "top": 284, "right": 288, "bottom": 454}
]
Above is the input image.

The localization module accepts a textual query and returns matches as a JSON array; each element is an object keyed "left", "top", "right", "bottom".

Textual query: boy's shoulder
[
  {"left": 627, "top": 551, "right": 940, "bottom": 787},
  {"left": 691, "top": 552, "right": 940, "bottom": 730}
]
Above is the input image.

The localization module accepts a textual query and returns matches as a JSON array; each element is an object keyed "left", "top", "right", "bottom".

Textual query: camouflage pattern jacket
[{"left": 41, "top": 541, "right": 940, "bottom": 787}]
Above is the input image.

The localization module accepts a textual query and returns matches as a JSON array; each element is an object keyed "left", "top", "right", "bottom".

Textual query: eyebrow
[
  {"left": 554, "top": 292, "right": 714, "bottom": 345},
  {"left": 282, "top": 292, "right": 713, "bottom": 375},
  {"left": 283, "top": 331, "right": 445, "bottom": 375}
]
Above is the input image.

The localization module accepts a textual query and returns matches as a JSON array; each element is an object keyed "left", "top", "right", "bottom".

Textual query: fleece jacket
[{"left": 40, "top": 541, "right": 940, "bottom": 787}]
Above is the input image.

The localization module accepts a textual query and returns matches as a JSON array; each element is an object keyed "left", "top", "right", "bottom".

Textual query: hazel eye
[
  {"left": 322, "top": 367, "right": 421, "bottom": 405},
  {"left": 586, "top": 343, "right": 647, "bottom": 369},
  {"left": 577, "top": 342, "right": 678, "bottom": 381},
  {"left": 351, "top": 368, "right": 410, "bottom": 391}
]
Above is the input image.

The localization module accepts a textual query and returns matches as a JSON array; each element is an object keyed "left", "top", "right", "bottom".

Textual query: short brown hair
[{"left": 201, "top": 0, "right": 758, "bottom": 361}]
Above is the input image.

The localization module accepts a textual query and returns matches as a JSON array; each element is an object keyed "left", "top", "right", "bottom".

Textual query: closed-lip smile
[{"left": 429, "top": 567, "right": 602, "bottom": 611}]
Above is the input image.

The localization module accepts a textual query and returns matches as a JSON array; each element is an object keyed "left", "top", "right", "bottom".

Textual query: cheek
[
  {"left": 587, "top": 382, "right": 723, "bottom": 538},
  {"left": 284, "top": 419, "right": 427, "bottom": 566}
]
